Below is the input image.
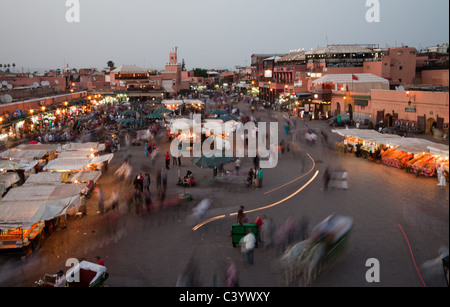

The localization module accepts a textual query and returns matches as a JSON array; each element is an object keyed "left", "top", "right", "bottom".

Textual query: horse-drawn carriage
[{"left": 280, "top": 215, "right": 353, "bottom": 286}]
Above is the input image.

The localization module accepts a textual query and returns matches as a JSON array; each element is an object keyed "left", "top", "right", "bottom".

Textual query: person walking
[
  {"left": 144, "top": 173, "right": 151, "bottom": 193},
  {"left": 134, "top": 188, "right": 143, "bottom": 215},
  {"left": 97, "top": 186, "right": 104, "bottom": 215},
  {"left": 156, "top": 169, "right": 162, "bottom": 191},
  {"left": 437, "top": 163, "right": 447, "bottom": 189},
  {"left": 235, "top": 158, "right": 241, "bottom": 175},
  {"left": 237, "top": 206, "right": 245, "bottom": 225},
  {"left": 255, "top": 215, "right": 263, "bottom": 245},
  {"left": 242, "top": 228, "right": 256, "bottom": 265},
  {"left": 165, "top": 151, "right": 170, "bottom": 169},
  {"left": 173, "top": 154, "right": 178, "bottom": 166},
  {"left": 257, "top": 168, "right": 263, "bottom": 187},
  {"left": 323, "top": 167, "right": 330, "bottom": 192},
  {"left": 144, "top": 142, "right": 149, "bottom": 156}
]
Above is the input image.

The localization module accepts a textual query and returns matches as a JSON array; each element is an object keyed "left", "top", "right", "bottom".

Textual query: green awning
[{"left": 354, "top": 99, "right": 368, "bottom": 106}]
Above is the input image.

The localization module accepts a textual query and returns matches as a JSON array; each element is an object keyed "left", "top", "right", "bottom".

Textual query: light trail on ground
[
  {"left": 263, "top": 153, "right": 316, "bottom": 195},
  {"left": 192, "top": 169, "right": 319, "bottom": 231}
]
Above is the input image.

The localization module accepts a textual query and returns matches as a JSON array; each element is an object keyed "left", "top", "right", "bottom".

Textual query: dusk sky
[{"left": 0, "top": 0, "right": 448, "bottom": 72}]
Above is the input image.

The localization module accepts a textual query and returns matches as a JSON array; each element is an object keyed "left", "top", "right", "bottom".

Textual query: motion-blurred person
[
  {"left": 226, "top": 261, "right": 239, "bottom": 287},
  {"left": 241, "top": 228, "right": 256, "bottom": 264}
]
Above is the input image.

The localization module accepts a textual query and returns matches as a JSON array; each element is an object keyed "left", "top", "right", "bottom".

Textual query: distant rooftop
[
  {"left": 112, "top": 65, "right": 148, "bottom": 74},
  {"left": 306, "top": 45, "right": 374, "bottom": 55}
]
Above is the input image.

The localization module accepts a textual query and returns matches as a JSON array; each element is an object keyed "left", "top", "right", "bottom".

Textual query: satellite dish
[
  {"left": 33, "top": 82, "right": 39, "bottom": 88},
  {"left": 2, "top": 94, "right": 12, "bottom": 103},
  {"left": 29, "top": 74, "right": 33, "bottom": 78},
  {"left": 55, "top": 79, "right": 59, "bottom": 84},
  {"left": 1, "top": 81, "right": 7, "bottom": 86},
  {"left": 6, "top": 84, "right": 12, "bottom": 90}
]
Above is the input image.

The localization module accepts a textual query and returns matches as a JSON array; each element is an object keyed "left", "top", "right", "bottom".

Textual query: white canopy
[
  {"left": 183, "top": 99, "right": 204, "bottom": 105},
  {"left": 69, "top": 171, "right": 102, "bottom": 183},
  {"left": 427, "top": 144, "right": 449, "bottom": 158},
  {"left": 0, "top": 149, "right": 49, "bottom": 160},
  {"left": 162, "top": 99, "right": 183, "bottom": 105},
  {"left": 23, "top": 172, "right": 68, "bottom": 186},
  {"left": 1, "top": 184, "right": 85, "bottom": 202},
  {"left": 90, "top": 153, "right": 114, "bottom": 165},
  {"left": 332, "top": 128, "right": 449, "bottom": 156},
  {"left": 0, "top": 172, "right": 20, "bottom": 196},
  {"left": 56, "top": 142, "right": 99, "bottom": 152},
  {"left": 57, "top": 151, "right": 92, "bottom": 159},
  {"left": 0, "top": 160, "right": 39, "bottom": 171},
  {"left": 0, "top": 196, "right": 80, "bottom": 229},
  {"left": 43, "top": 158, "right": 91, "bottom": 172},
  {"left": 43, "top": 153, "right": 113, "bottom": 172}
]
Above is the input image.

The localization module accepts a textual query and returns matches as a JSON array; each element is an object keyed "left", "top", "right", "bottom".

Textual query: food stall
[
  {"left": 381, "top": 147, "right": 414, "bottom": 169},
  {"left": 332, "top": 128, "right": 449, "bottom": 178}
]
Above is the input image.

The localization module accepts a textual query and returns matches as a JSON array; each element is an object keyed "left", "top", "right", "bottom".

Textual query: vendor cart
[
  {"left": 231, "top": 223, "right": 258, "bottom": 248},
  {"left": 66, "top": 261, "right": 109, "bottom": 287}
]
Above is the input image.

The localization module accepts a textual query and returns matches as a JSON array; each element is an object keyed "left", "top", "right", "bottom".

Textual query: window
[
  {"left": 366, "top": 66, "right": 370, "bottom": 70},
  {"left": 397, "top": 51, "right": 403, "bottom": 56},
  {"left": 399, "top": 66, "right": 403, "bottom": 70}
]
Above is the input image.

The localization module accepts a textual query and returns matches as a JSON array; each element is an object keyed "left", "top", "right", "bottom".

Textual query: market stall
[
  {"left": 0, "top": 172, "right": 20, "bottom": 196},
  {"left": 332, "top": 128, "right": 449, "bottom": 178}
]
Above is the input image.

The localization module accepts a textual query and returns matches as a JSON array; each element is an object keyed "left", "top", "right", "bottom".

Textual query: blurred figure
[
  {"left": 192, "top": 198, "right": 211, "bottom": 221},
  {"left": 260, "top": 216, "right": 276, "bottom": 248},
  {"left": 297, "top": 214, "right": 310, "bottom": 241},
  {"left": 226, "top": 261, "right": 239, "bottom": 287},
  {"left": 274, "top": 217, "right": 296, "bottom": 254},
  {"left": 241, "top": 228, "right": 256, "bottom": 265},
  {"left": 323, "top": 167, "right": 330, "bottom": 192},
  {"left": 96, "top": 186, "right": 104, "bottom": 215},
  {"left": 134, "top": 188, "right": 143, "bottom": 215},
  {"left": 420, "top": 246, "right": 449, "bottom": 283},
  {"left": 144, "top": 190, "right": 152, "bottom": 214},
  {"left": 176, "top": 256, "right": 201, "bottom": 287}
]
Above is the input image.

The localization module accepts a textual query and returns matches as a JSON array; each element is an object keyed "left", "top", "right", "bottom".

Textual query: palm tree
[
  {"left": 12, "top": 63, "right": 16, "bottom": 72},
  {"left": 107, "top": 60, "right": 115, "bottom": 70}
]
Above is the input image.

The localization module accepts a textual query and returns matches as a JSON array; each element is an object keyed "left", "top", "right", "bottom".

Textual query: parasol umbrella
[
  {"left": 121, "top": 109, "right": 138, "bottom": 116},
  {"left": 153, "top": 107, "right": 171, "bottom": 114},
  {"left": 218, "top": 115, "right": 239, "bottom": 122},
  {"left": 211, "top": 109, "right": 228, "bottom": 115},
  {"left": 192, "top": 154, "right": 236, "bottom": 174},
  {"left": 124, "top": 118, "right": 139, "bottom": 124},
  {"left": 144, "top": 113, "right": 164, "bottom": 119}
]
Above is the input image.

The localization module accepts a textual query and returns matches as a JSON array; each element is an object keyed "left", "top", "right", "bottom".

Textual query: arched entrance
[
  {"left": 384, "top": 114, "right": 393, "bottom": 127},
  {"left": 336, "top": 102, "right": 341, "bottom": 116},
  {"left": 426, "top": 118, "right": 436, "bottom": 134},
  {"left": 346, "top": 103, "right": 353, "bottom": 120}
]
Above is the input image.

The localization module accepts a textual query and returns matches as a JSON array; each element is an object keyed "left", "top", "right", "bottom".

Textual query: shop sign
[{"left": 405, "top": 107, "right": 416, "bottom": 113}]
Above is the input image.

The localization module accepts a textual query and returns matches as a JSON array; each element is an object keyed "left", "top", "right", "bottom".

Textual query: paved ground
[{"left": 0, "top": 104, "right": 448, "bottom": 289}]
